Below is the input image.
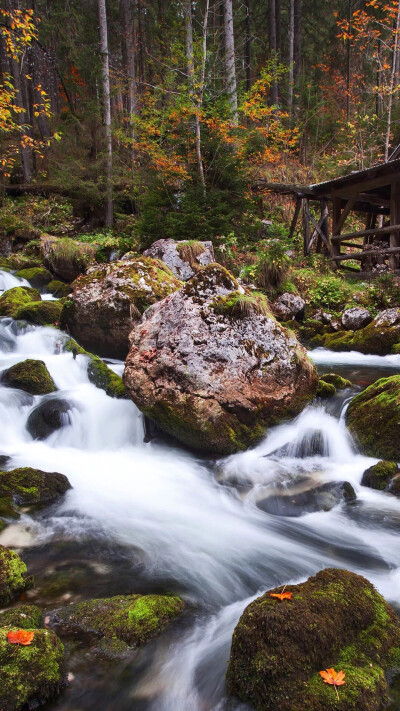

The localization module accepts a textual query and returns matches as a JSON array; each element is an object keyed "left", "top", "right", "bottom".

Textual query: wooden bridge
[{"left": 256, "top": 155, "right": 400, "bottom": 273}]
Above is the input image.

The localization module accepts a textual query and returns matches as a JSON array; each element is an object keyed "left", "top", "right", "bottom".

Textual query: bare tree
[
  {"left": 98, "top": 0, "right": 113, "bottom": 227},
  {"left": 223, "top": 0, "right": 238, "bottom": 123}
]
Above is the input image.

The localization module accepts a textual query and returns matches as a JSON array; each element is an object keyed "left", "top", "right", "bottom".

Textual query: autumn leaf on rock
[
  {"left": 319, "top": 668, "right": 346, "bottom": 686},
  {"left": 7, "top": 629, "right": 35, "bottom": 646},
  {"left": 269, "top": 592, "right": 292, "bottom": 601}
]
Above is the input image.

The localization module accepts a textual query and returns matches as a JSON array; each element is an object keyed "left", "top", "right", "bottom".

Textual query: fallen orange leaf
[
  {"left": 319, "top": 668, "right": 346, "bottom": 686},
  {"left": 7, "top": 629, "right": 35, "bottom": 646},
  {"left": 269, "top": 592, "right": 292, "bottom": 601}
]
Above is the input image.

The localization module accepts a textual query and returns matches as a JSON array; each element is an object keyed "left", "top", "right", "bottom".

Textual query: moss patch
[
  {"left": 346, "top": 376, "right": 400, "bottom": 460},
  {"left": 320, "top": 373, "right": 352, "bottom": 389},
  {"left": 0, "top": 605, "right": 44, "bottom": 629},
  {"left": 15, "top": 267, "right": 53, "bottom": 288},
  {"left": 211, "top": 290, "right": 272, "bottom": 319},
  {"left": 317, "top": 379, "right": 336, "bottom": 398},
  {"left": 0, "top": 286, "right": 41, "bottom": 318},
  {"left": 0, "top": 545, "right": 33, "bottom": 606},
  {"left": 15, "top": 299, "right": 62, "bottom": 326},
  {"left": 2, "top": 359, "right": 56, "bottom": 395},
  {"left": 361, "top": 461, "right": 399, "bottom": 491},
  {"left": 46, "top": 280, "right": 71, "bottom": 298},
  {"left": 0, "top": 467, "right": 71, "bottom": 505}
]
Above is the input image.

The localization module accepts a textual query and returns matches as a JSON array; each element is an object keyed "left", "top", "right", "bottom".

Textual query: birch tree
[{"left": 98, "top": 0, "right": 113, "bottom": 227}]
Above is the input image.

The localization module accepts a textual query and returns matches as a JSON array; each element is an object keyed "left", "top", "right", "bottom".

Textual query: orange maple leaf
[
  {"left": 7, "top": 629, "right": 35, "bottom": 646},
  {"left": 319, "top": 668, "right": 346, "bottom": 686},
  {"left": 269, "top": 592, "right": 293, "bottom": 601}
]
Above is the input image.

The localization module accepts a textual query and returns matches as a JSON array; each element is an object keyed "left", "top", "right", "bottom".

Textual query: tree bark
[
  {"left": 268, "top": 0, "right": 278, "bottom": 104},
  {"left": 98, "top": 0, "right": 113, "bottom": 227},
  {"left": 184, "top": 0, "right": 207, "bottom": 191},
  {"left": 245, "top": 0, "right": 251, "bottom": 91},
  {"left": 223, "top": 0, "right": 238, "bottom": 123},
  {"left": 288, "top": 0, "right": 294, "bottom": 113},
  {"left": 293, "top": 0, "right": 302, "bottom": 110},
  {"left": 120, "top": 0, "right": 137, "bottom": 165},
  {"left": 384, "top": 0, "right": 400, "bottom": 161}
]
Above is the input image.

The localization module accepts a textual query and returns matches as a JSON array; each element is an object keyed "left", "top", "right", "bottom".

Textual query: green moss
[
  {"left": 346, "top": 376, "right": 400, "bottom": 460},
  {"left": 317, "top": 379, "right": 336, "bottom": 398},
  {"left": 54, "top": 593, "right": 184, "bottom": 647},
  {"left": 0, "top": 627, "right": 64, "bottom": 710},
  {"left": 64, "top": 338, "right": 127, "bottom": 398},
  {"left": 0, "top": 545, "right": 33, "bottom": 605},
  {"left": 211, "top": 290, "right": 272, "bottom": 319},
  {"left": 318, "top": 319, "right": 400, "bottom": 356},
  {"left": 0, "top": 605, "right": 44, "bottom": 629},
  {"left": 361, "top": 461, "right": 399, "bottom": 491},
  {"left": 0, "top": 467, "right": 71, "bottom": 505},
  {"left": 2, "top": 359, "right": 56, "bottom": 395},
  {"left": 46, "top": 280, "right": 71, "bottom": 298},
  {"left": 15, "top": 267, "right": 52, "bottom": 288},
  {"left": 15, "top": 299, "right": 62, "bottom": 326},
  {"left": 0, "top": 286, "right": 41, "bottom": 318},
  {"left": 320, "top": 373, "right": 352, "bottom": 389},
  {"left": 0, "top": 496, "right": 20, "bottom": 521}
]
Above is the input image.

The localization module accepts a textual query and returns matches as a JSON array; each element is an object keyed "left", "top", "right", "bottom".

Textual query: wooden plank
[
  {"left": 333, "top": 246, "right": 400, "bottom": 262},
  {"left": 330, "top": 171, "right": 400, "bottom": 199},
  {"left": 390, "top": 182, "right": 400, "bottom": 269},
  {"left": 339, "top": 241, "right": 366, "bottom": 249},
  {"left": 306, "top": 205, "right": 333, "bottom": 256},
  {"left": 331, "top": 223, "right": 400, "bottom": 242},
  {"left": 333, "top": 193, "right": 357, "bottom": 235},
  {"left": 302, "top": 198, "right": 311, "bottom": 255}
]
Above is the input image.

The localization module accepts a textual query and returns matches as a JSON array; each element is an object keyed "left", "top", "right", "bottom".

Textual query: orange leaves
[
  {"left": 7, "top": 629, "right": 35, "bottom": 646},
  {"left": 269, "top": 592, "right": 292, "bottom": 601},
  {"left": 319, "top": 668, "right": 346, "bottom": 686}
]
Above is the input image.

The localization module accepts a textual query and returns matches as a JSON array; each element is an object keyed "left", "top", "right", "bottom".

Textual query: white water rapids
[{"left": 0, "top": 269, "right": 400, "bottom": 710}]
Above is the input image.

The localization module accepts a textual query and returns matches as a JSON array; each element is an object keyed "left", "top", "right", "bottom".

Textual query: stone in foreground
[
  {"left": 0, "top": 467, "right": 71, "bottom": 505},
  {"left": 346, "top": 375, "right": 400, "bottom": 460},
  {"left": 0, "top": 286, "right": 41, "bottom": 318},
  {"left": 0, "top": 627, "right": 64, "bottom": 711},
  {"left": 2, "top": 359, "right": 56, "bottom": 395},
  {"left": 227, "top": 568, "right": 400, "bottom": 711},
  {"left": 124, "top": 264, "right": 318, "bottom": 455},
  {"left": 0, "top": 545, "right": 33, "bottom": 605}
]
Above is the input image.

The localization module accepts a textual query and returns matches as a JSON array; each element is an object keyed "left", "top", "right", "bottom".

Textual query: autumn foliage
[{"left": 7, "top": 629, "right": 35, "bottom": 646}]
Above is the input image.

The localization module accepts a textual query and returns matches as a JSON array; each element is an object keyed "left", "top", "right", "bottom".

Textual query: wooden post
[
  {"left": 288, "top": 197, "right": 301, "bottom": 241},
  {"left": 390, "top": 182, "right": 400, "bottom": 270},
  {"left": 302, "top": 198, "right": 310, "bottom": 255},
  {"left": 331, "top": 197, "right": 342, "bottom": 266},
  {"left": 318, "top": 198, "right": 329, "bottom": 254}
]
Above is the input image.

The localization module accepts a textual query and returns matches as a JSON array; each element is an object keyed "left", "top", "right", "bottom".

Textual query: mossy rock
[
  {"left": 0, "top": 287, "right": 41, "bottom": 318},
  {"left": 318, "top": 313, "right": 400, "bottom": 356},
  {"left": 0, "top": 467, "right": 71, "bottom": 505},
  {"left": 15, "top": 299, "right": 62, "bottom": 326},
  {"left": 0, "top": 605, "right": 44, "bottom": 629},
  {"left": 361, "top": 461, "right": 399, "bottom": 491},
  {"left": 2, "top": 359, "right": 56, "bottom": 395},
  {"left": 46, "top": 280, "right": 71, "bottom": 298},
  {"left": 52, "top": 593, "right": 184, "bottom": 647},
  {"left": 320, "top": 372, "right": 352, "bottom": 389},
  {"left": 317, "top": 380, "right": 336, "bottom": 398},
  {"left": 227, "top": 568, "right": 400, "bottom": 711},
  {"left": 64, "top": 338, "right": 127, "bottom": 398},
  {"left": 346, "top": 376, "right": 400, "bottom": 460},
  {"left": 15, "top": 267, "right": 53, "bottom": 288},
  {"left": 0, "top": 627, "right": 65, "bottom": 711},
  {"left": 0, "top": 545, "right": 33, "bottom": 606},
  {"left": 0, "top": 496, "right": 20, "bottom": 530}
]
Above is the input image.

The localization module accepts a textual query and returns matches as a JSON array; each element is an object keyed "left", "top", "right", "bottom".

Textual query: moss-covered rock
[
  {"left": 46, "top": 280, "right": 71, "bottom": 298},
  {"left": 227, "top": 568, "right": 400, "bottom": 711},
  {"left": 319, "top": 372, "right": 352, "bottom": 389},
  {"left": 15, "top": 267, "right": 53, "bottom": 289},
  {"left": 317, "top": 380, "right": 336, "bottom": 398},
  {"left": 316, "top": 309, "right": 400, "bottom": 356},
  {"left": 15, "top": 299, "right": 62, "bottom": 326},
  {"left": 0, "top": 467, "right": 71, "bottom": 505},
  {"left": 64, "top": 338, "right": 127, "bottom": 398},
  {"left": 52, "top": 593, "right": 184, "bottom": 647},
  {"left": 61, "top": 257, "right": 182, "bottom": 359},
  {"left": 346, "top": 376, "right": 400, "bottom": 460},
  {"left": 361, "top": 461, "right": 399, "bottom": 491},
  {"left": 0, "top": 545, "right": 33, "bottom": 605},
  {"left": 0, "top": 626, "right": 65, "bottom": 711},
  {"left": 0, "top": 605, "right": 44, "bottom": 629},
  {"left": 2, "top": 359, "right": 56, "bottom": 395},
  {"left": 0, "top": 286, "right": 41, "bottom": 318}
]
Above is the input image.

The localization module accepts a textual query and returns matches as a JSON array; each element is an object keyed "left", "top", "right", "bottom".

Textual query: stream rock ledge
[
  {"left": 124, "top": 264, "right": 318, "bottom": 455},
  {"left": 227, "top": 568, "right": 400, "bottom": 711}
]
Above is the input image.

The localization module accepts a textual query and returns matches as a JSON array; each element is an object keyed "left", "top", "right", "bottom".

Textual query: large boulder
[
  {"left": 227, "top": 568, "right": 400, "bottom": 711},
  {"left": 124, "top": 264, "right": 318, "bottom": 455},
  {"left": 2, "top": 359, "right": 57, "bottom": 395},
  {"left": 143, "top": 238, "right": 215, "bottom": 280},
  {"left": 361, "top": 461, "right": 399, "bottom": 491},
  {"left": 51, "top": 593, "right": 184, "bottom": 648},
  {"left": 61, "top": 257, "right": 182, "bottom": 359},
  {"left": 26, "top": 398, "right": 72, "bottom": 440},
  {"left": 0, "top": 627, "right": 65, "bottom": 711},
  {"left": 346, "top": 376, "right": 400, "bottom": 460},
  {"left": 271, "top": 293, "right": 305, "bottom": 321},
  {"left": 0, "top": 467, "right": 71, "bottom": 505},
  {"left": 0, "top": 545, "right": 33, "bottom": 605},
  {"left": 46, "top": 279, "right": 71, "bottom": 298},
  {"left": 341, "top": 307, "right": 372, "bottom": 331},
  {"left": 0, "top": 286, "right": 41, "bottom": 318}
]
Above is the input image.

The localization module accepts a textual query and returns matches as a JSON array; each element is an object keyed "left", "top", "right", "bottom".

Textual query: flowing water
[{"left": 1, "top": 268, "right": 400, "bottom": 710}]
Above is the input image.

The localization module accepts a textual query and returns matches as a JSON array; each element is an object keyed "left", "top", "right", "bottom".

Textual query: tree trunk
[
  {"left": 268, "top": 0, "right": 279, "bottom": 104},
  {"left": 184, "top": 0, "right": 207, "bottom": 191},
  {"left": 98, "top": 0, "right": 113, "bottom": 227},
  {"left": 245, "top": 0, "right": 251, "bottom": 91},
  {"left": 384, "top": 0, "right": 400, "bottom": 161},
  {"left": 288, "top": 0, "right": 294, "bottom": 113},
  {"left": 9, "top": 54, "right": 32, "bottom": 183},
  {"left": 293, "top": 0, "right": 302, "bottom": 111},
  {"left": 120, "top": 0, "right": 137, "bottom": 165},
  {"left": 223, "top": 0, "right": 238, "bottom": 123}
]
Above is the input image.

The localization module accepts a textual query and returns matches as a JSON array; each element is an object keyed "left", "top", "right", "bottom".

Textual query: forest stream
[{"left": 1, "top": 268, "right": 400, "bottom": 711}]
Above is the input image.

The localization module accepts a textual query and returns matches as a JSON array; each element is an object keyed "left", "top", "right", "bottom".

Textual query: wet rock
[
  {"left": 227, "top": 568, "right": 400, "bottom": 711},
  {"left": 26, "top": 398, "right": 72, "bottom": 440},
  {"left": 361, "top": 461, "right": 399, "bottom": 491},
  {"left": 319, "top": 372, "right": 352, "bottom": 390},
  {"left": 124, "top": 264, "right": 318, "bottom": 455},
  {"left": 61, "top": 257, "right": 182, "bottom": 359},
  {"left": 15, "top": 266, "right": 53, "bottom": 289},
  {"left": 319, "top": 308, "right": 400, "bottom": 355},
  {"left": 317, "top": 380, "right": 336, "bottom": 398},
  {"left": 63, "top": 338, "right": 127, "bottom": 398},
  {"left": 0, "top": 545, "right": 33, "bottom": 605},
  {"left": 0, "top": 467, "right": 71, "bottom": 505},
  {"left": 143, "top": 238, "right": 215, "bottom": 280},
  {"left": 15, "top": 299, "right": 62, "bottom": 326},
  {"left": 51, "top": 593, "right": 184, "bottom": 647},
  {"left": 346, "top": 375, "right": 400, "bottom": 460},
  {"left": 46, "top": 279, "right": 71, "bottom": 298},
  {"left": 0, "top": 455, "right": 10, "bottom": 468},
  {"left": 0, "top": 286, "right": 41, "bottom": 319},
  {"left": 271, "top": 293, "right": 305, "bottom": 321},
  {"left": 0, "top": 627, "right": 65, "bottom": 711},
  {"left": 2, "top": 359, "right": 57, "bottom": 395},
  {"left": 257, "top": 480, "right": 356, "bottom": 517},
  {"left": 342, "top": 307, "right": 373, "bottom": 331},
  {"left": 0, "top": 604, "right": 44, "bottom": 629}
]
